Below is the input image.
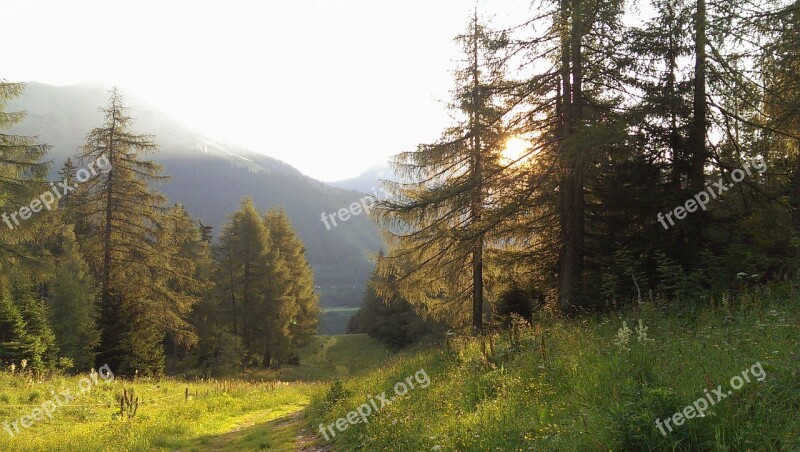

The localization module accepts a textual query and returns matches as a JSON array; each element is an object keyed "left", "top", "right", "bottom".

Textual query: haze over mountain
[
  {"left": 326, "top": 165, "right": 394, "bottom": 194},
  {"left": 8, "top": 82, "right": 382, "bottom": 311}
]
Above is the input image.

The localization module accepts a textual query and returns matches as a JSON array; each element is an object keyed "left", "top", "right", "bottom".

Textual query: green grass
[
  {"left": 322, "top": 307, "right": 361, "bottom": 314},
  {"left": 320, "top": 308, "right": 361, "bottom": 335},
  {"left": 0, "top": 334, "right": 392, "bottom": 451},
  {"left": 6, "top": 288, "right": 799, "bottom": 451},
  {"left": 0, "top": 375, "right": 322, "bottom": 451},
  {"left": 243, "top": 334, "right": 396, "bottom": 382},
  {"left": 307, "top": 284, "right": 800, "bottom": 451}
]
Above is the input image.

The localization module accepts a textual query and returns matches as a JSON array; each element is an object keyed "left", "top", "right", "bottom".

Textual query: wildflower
[
  {"left": 20, "top": 359, "right": 27, "bottom": 371},
  {"left": 635, "top": 320, "right": 654, "bottom": 343},
  {"left": 613, "top": 321, "right": 632, "bottom": 351}
]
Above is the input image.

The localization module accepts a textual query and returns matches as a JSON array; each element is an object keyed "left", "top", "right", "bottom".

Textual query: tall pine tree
[
  {"left": 376, "top": 14, "right": 509, "bottom": 331},
  {"left": 74, "top": 89, "right": 199, "bottom": 376}
]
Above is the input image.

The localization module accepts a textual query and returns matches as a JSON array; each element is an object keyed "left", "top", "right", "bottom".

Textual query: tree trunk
[
  {"left": 228, "top": 250, "right": 238, "bottom": 336},
  {"left": 691, "top": 0, "right": 707, "bottom": 193},
  {"left": 667, "top": 1, "right": 682, "bottom": 189},
  {"left": 688, "top": 0, "right": 707, "bottom": 266},
  {"left": 470, "top": 12, "right": 485, "bottom": 333},
  {"left": 558, "top": 0, "right": 585, "bottom": 311},
  {"left": 99, "top": 97, "right": 117, "bottom": 367}
]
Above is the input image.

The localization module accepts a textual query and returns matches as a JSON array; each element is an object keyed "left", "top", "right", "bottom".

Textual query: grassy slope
[
  {"left": 245, "top": 334, "right": 395, "bottom": 382},
  {"left": 0, "top": 334, "right": 393, "bottom": 451},
  {"left": 0, "top": 377, "right": 320, "bottom": 451},
  {"left": 307, "top": 285, "right": 800, "bottom": 451}
]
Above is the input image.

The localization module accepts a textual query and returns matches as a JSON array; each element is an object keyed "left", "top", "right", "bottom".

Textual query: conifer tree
[
  {"left": 0, "top": 291, "right": 30, "bottom": 365},
  {"left": 265, "top": 207, "right": 319, "bottom": 347},
  {"left": 15, "top": 287, "right": 58, "bottom": 370},
  {"left": 216, "top": 199, "right": 271, "bottom": 357},
  {"left": 214, "top": 199, "right": 293, "bottom": 366},
  {"left": 212, "top": 200, "right": 315, "bottom": 367},
  {"left": 74, "top": 88, "right": 197, "bottom": 376},
  {"left": 0, "top": 81, "right": 52, "bottom": 369},
  {"left": 349, "top": 255, "right": 442, "bottom": 347},
  {"left": 161, "top": 204, "right": 211, "bottom": 371},
  {"left": 0, "top": 81, "right": 49, "bottom": 283},
  {"left": 47, "top": 225, "right": 99, "bottom": 370},
  {"left": 376, "top": 14, "right": 509, "bottom": 331}
]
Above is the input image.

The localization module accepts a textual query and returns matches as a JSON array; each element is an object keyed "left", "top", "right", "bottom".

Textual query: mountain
[
  {"left": 327, "top": 165, "right": 394, "bottom": 194},
  {"left": 7, "top": 82, "right": 381, "bottom": 310}
]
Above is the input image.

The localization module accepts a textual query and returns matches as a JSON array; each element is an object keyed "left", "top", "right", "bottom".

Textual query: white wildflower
[
  {"left": 613, "top": 321, "right": 632, "bottom": 351},
  {"left": 635, "top": 320, "right": 654, "bottom": 343}
]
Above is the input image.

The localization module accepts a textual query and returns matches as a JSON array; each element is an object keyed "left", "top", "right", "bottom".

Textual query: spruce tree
[
  {"left": 0, "top": 290, "right": 30, "bottom": 365},
  {"left": 0, "top": 81, "right": 52, "bottom": 369},
  {"left": 217, "top": 199, "right": 270, "bottom": 358},
  {"left": 160, "top": 204, "right": 210, "bottom": 371},
  {"left": 15, "top": 287, "right": 58, "bottom": 370},
  {"left": 349, "top": 255, "right": 441, "bottom": 348},
  {"left": 47, "top": 225, "right": 99, "bottom": 370},
  {"left": 0, "top": 81, "right": 49, "bottom": 283}
]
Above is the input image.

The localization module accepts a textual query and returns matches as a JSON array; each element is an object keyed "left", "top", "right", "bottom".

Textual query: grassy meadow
[
  {"left": 0, "top": 374, "right": 320, "bottom": 451},
  {"left": 306, "top": 285, "right": 800, "bottom": 451},
  {"left": 0, "top": 334, "right": 392, "bottom": 451},
  {"left": 2, "top": 288, "right": 799, "bottom": 451}
]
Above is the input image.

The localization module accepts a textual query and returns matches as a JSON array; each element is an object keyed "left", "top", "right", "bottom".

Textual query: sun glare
[{"left": 501, "top": 137, "right": 532, "bottom": 165}]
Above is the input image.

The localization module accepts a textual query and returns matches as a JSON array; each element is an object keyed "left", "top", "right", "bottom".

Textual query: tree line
[
  {"left": 0, "top": 86, "right": 319, "bottom": 376},
  {"left": 368, "top": 0, "right": 800, "bottom": 333}
]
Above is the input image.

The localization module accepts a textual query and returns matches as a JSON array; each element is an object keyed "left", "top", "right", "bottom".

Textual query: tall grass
[
  {"left": 0, "top": 373, "right": 322, "bottom": 451},
  {"left": 307, "top": 284, "right": 800, "bottom": 450}
]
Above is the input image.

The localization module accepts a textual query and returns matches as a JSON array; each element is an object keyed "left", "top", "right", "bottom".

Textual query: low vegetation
[
  {"left": 0, "top": 373, "right": 321, "bottom": 451},
  {"left": 0, "top": 334, "right": 394, "bottom": 451},
  {"left": 307, "top": 284, "right": 800, "bottom": 451}
]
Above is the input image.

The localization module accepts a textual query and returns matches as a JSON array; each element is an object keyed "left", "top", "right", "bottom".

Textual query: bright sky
[{"left": 1, "top": 0, "right": 528, "bottom": 181}]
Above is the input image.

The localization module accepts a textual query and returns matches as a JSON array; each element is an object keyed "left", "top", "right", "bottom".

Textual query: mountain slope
[
  {"left": 8, "top": 82, "right": 381, "bottom": 309},
  {"left": 326, "top": 165, "right": 393, "bottom": 193}
]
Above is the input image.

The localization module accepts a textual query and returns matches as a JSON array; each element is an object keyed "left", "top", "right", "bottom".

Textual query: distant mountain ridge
[
  {"left": 327, "top": 165, "right": 394, "bottom": 194},
  {"left": 8, "top": 82, "right": 381, "bottom": 309}
]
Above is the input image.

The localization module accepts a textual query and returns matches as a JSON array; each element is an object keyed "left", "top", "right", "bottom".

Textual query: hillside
[
  {"left": 306, "top": 286, "right": 800, "bottom": 450},
  {"left": 7, "top": 83, "right": 382, "bottom": 312},
  {"left": 326, "top": 165, "right": 393, "bottom": 194}
]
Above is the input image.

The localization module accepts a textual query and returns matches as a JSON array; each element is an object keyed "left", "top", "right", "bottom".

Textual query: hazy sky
[{"left": 2, "top": 0, "right": 529, "bottom": 181}]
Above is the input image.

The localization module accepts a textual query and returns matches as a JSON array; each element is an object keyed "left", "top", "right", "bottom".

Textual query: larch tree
[
  {"left": 74, "top": 88, "right": 198, "bottom": 376},
  {"left": 375, "top": 13, "right": 510, "bottom": 332},
  {"left": 214, "top": 199, "right": 297, "bottom": 367},
  {"left": 493, "top": 0, "right": 630, "bottom": 310},
  {"left": 264, "top": 207, "right": 319, "bottom": 348}
]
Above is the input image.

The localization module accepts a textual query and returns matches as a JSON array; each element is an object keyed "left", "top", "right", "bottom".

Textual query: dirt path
[
  {"left": 192, "top": 407, "right": 333, "bottom": 452},
  {"left": 293, "top": 412, "right": 334, "bottom": 452}
]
